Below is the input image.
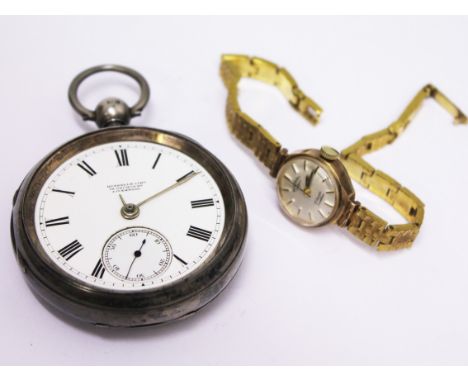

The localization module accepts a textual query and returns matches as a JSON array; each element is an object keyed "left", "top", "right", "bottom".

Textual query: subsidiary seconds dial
[{"left": 102, "top": 227, "right": 172, "bottom": 282}]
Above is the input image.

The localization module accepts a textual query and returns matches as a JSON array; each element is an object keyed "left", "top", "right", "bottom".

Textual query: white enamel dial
[
  {"left": 277, "top": 156, "right": 339, "bottom": 227},
  {"left": 34, "top": 141, "right": 225, "bottom": 291}
]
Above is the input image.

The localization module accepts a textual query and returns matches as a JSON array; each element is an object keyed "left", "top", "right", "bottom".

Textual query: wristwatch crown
[{"left": 320, "top": 146, "right": 340, "bottom": 161}]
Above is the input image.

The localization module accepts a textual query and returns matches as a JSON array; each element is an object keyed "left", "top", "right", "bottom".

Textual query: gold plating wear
[{"left": 220, "top": 54, "right": 467, "bottom": 251}]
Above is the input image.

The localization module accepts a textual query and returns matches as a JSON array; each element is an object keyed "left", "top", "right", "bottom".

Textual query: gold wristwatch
[{"left": 220, "top": 54, "right": 467, "bottom": 251}]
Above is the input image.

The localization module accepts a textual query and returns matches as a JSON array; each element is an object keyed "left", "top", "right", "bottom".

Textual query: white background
[{"left": 1, "top": 16, "right": 468, "bottom": 365}]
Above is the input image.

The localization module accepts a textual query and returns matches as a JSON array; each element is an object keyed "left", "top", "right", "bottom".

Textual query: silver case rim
[{"left": 11, "top": 126, "right": 247, "bottom": 327}]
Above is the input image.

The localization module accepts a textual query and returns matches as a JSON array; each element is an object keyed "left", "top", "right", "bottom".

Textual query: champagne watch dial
[{"left": 277, "top": 156, "right": 339, "bottom": 227}]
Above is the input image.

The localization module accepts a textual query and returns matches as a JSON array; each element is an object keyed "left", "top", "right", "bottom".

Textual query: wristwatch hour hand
[{"left": 284, "top": 177, "right": 310, "bottom": 198}]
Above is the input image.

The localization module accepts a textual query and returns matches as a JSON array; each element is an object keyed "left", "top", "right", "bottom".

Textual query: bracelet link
[
  {"left": 342, "top": 83, "right": 465, "bottom": 250},
  {"left": 341, "top": 152, "right": 424, "bottom": 251},
  {"left": 368, "top": 170, "right": 401, "bottom": 205},
  {"left": 220, "top": 54, "right": 322, "bottom": 176},
  {"left": 251, "top": 57, "right": 278, "bottom": 84},
  {"left": 378, "top": 224, "right": 420, "bottom": 251},
  {"left": 393, "top": 187, "right": 424, "bottom": 224},
  {"left": 289, "top": 87, "right": 323, "bottom": 125}
]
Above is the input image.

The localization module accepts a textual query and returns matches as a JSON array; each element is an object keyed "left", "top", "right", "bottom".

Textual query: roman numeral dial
[
  {"left": 36, "top": 141, "right": 225, "bottom": 291},
  {"left": 191, "top": 198, "right": 214, "bottom": 208},
  {"left": 58, "top": 240, "right": 83, "bottom": 260},
  {"left": 115, "top": 149, "right": 129, "bottom": 166},
  {"left": 187, "top": 225, "right": 212, "bottom": 242},
  {"left": 91, "top": 259, "right": 105, "bottom": 279},
  {"left": 77, "top": 160, "right": 97, "bottom": 176}
]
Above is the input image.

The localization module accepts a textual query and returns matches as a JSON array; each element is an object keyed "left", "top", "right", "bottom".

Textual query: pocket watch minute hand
[
  {"left": 119, "top": 171, "right": 200, "bottom": 220},
  {"left": 136, "top": 170, "right": 200, "bottom": 208}
]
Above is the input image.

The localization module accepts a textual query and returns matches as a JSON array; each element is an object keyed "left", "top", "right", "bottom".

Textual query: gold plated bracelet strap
[
  {"left": 220, "top": 54, "right": 323, "bottom": 176},
  {"left": 342, "top": 84, "right": 467, "bottom": 250}
]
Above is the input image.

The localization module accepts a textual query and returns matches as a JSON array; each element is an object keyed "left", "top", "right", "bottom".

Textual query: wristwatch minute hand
[
  {"left": 305, "top": 166, "right": 319, "bottom": 187},
  {"left": 304, "top": 166, "right": 319, "bottom": 196}
]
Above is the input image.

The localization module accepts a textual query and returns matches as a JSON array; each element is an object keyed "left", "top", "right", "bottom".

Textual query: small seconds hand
[{"left": 125, "top": 239, "right": 146, "bottom": 280}]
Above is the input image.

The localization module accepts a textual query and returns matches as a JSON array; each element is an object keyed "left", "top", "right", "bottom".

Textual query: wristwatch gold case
[
  {"left": 220, "top": 54, "right": 467, "bottom": 251},
  {"left": 276, "top": 148, "right": 355, "bottom": 228}
]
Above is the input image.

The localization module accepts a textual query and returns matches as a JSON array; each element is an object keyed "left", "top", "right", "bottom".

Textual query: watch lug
[
  {"left": 269, "top": 148, "right": 288, "bottom": 178},
  {"left": 336, "top": 199, "right": 360, "bottom": 228}
]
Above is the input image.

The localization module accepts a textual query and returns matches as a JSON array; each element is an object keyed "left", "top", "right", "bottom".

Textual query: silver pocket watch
[{"left": 10, "top": 65, "right": 247, "bottom": 327}]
